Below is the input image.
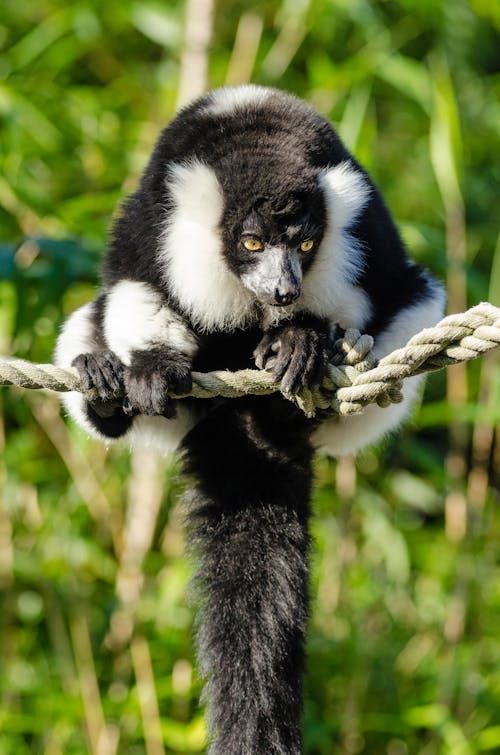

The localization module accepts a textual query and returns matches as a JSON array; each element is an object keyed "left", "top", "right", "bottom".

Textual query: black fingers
[
  {"left": 71, "top": 351, "right": 128, "bottom": 427},
  {"left": 254, "top": 325, "right": 328, "bottom": 394},
  {"left": 253, "top": 333, "right": 280, "bottom": 370},
  {"left": 72, "top": 351, "right": 124, "bottom": 400},
  {"left": 72, "top": 349, "right": 193, "bottom": 419},
  {"left": 123, "top": 348, "right": 193, "bottom": 417},
  {"left": 124, "top": 367, "right": 175, "bottom": 417}
]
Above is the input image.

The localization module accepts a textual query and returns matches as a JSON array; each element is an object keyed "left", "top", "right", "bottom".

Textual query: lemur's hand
[
  {"left": 254, "top": 320, "right": 329, "bottom": 394},
  {"left": 123, "top": 348, "right": 192, "bottom": 417},
  {"left": 72, "top": 351, "right": 125, "bottom": 418}
]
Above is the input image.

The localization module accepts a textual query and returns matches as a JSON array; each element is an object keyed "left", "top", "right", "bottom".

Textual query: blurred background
[{"left": 0, "top": 1, "right": 499, "bottom": 753}]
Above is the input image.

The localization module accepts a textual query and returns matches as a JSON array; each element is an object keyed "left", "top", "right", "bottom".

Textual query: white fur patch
[
  {"left": 204, "top": 85, "right": 273, "bottom": 116},
  {"left": 313, "top": 287, "right": 446, "bottom": 456},
  {"left": 160, "top": 161, "right": 256, "bottom": 332},
  {"left": 371, "top": 282, "right": 445, "bottom": 361},
  {"left": 103, "top": 280, "right": 197, "bottom": 365},
  {"left": 54, "top": 301, "right": 97, "bottom": 366},
  {"left": 321, "top": 162, "right": 372, "bottom": 238},
  {"left": 127, "top": 409, "right": 196, "bottom": 455},
  {"left": 301, "top": 162, "right": 372, "bottom": 330}
]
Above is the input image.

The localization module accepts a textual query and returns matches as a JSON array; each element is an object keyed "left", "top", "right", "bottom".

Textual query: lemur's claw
[
  {"left": 255, "top": 326, "right": 328, "bottom": 395},
  {"left": 72, "top": 351, "right": 125, "bottom": 400},
  {"left": 124, "top": 350, "right": 192, "bottom": 417}
]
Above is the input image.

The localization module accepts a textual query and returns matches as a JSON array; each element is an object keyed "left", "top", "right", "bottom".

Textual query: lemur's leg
[
  {"left": 102, "top": 281, "right": 197, "bottom": 417},
  {"left": 183, "top": 396, "right": 313, "bottom": 755},
  {"left": 54, "top": 281, "right": 197, "bottom": 443}
]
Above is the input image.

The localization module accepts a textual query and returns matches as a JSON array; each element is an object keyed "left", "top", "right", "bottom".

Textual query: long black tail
[{"left": 182, "top": 398, "right": 314, "bottom": 755}]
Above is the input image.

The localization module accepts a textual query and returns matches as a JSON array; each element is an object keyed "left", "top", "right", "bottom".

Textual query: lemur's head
[
  {"left": 159, "top": 85, "right": 370, "bottom": 331},
  {"left": 219, "top": 166, "right": 327, "bottom": 307}
]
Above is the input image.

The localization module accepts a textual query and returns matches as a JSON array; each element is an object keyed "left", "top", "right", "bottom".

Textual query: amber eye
[
  {"left": 300, "top": 240, "right": 314, "bottom": 252},
  {"left": 243, "top": 238, "right": 264, "bottom": 252}
]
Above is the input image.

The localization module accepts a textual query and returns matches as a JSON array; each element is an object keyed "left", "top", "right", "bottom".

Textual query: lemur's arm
[
  {"left": 254, "top": 275, "right": 445, "bottom": 456},
  {"left": 54, "top": 280, "right": 197, "bottom": 440}
]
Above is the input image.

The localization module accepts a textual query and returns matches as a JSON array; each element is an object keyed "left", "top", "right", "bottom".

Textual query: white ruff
[
  {"left": 313, "top": 287, "right": 445, "bottom": 457},
  {"left": 103, "top": 280, "right": 197, "bottom": 366},
  {"left": 160, "top": 161, "right": 255, "bottom": 332},
  {"left": 204, "top": 85, "right": 274, "bottom": 116},
  {"left": 301, "top": 162, "right": 372, "bottom": 330}
]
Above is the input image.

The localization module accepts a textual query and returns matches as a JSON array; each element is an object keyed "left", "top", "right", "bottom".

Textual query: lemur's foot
[
  {"left": 254, "top": 324, "right": 328, "bottom": 394},
  {"left": 71, "top": 351, "right": 125, "bottom": 419},
  {"left": 72, "top": 351, "right": 124, "bottom": 398},
  {"left": 123, "top": 349, "right": 192, "bottom": 417}
]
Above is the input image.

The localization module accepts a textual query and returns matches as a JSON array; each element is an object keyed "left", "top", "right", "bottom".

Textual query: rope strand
[{"left": 1, "top": 303, "right": 499, "bottom": 418}]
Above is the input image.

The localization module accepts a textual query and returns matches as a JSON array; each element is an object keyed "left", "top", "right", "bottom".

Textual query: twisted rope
[{"left": 1, "top": 303, "right": 499, "bottom": 418}]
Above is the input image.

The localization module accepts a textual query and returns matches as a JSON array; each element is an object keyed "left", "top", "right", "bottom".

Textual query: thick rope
[{"left": 1, "top": 303, "right": 499, "bottom": 418}]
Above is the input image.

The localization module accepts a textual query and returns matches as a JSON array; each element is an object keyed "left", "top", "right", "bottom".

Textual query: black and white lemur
[{"left": 55, "top": 85, "right": 444, "bottom": 754}]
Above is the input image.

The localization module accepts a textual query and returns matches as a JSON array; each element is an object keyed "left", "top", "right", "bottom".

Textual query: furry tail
[{"left": 183, "top": 399, "right": 313, "bottom": 755}]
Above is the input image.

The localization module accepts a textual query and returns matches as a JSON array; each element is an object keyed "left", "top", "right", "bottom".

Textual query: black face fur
[{"left": 221, "top": 179, "right": 327, "bottom": 306}]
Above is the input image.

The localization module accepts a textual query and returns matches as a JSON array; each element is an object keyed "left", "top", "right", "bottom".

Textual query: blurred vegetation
[{"left": 0, "top": 1, "right": 499, "bottom": 753}]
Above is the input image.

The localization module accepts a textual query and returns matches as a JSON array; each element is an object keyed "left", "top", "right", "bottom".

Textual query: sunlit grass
[{"left": 0, "top": 0, "right": 499, "bottom": 752}]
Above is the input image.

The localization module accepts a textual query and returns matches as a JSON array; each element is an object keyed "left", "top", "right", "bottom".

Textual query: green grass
[{"left": 0, "top": 1, "right": 499, "bottom": 752}]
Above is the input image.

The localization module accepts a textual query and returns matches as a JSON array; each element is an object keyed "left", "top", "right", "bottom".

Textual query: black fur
[
  {"left": 184, "top": 396, "right": 314, "bottom": 754},
  {"left": 62, "top": 86, "right": 443, "bottom": 753},
  {"left": 72, "top": 351, "right": 124, "bottom": 400},
  {"left": 124, "top": 347, "right": 192, "bottom": 417},
  {"left": 254, "top": 314, "right": 330, "bottom": 394}
]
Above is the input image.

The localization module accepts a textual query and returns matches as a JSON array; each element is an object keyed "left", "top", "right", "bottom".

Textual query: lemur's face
[{"left": 224, "top": 186, "right": 326, "bottom": 307}]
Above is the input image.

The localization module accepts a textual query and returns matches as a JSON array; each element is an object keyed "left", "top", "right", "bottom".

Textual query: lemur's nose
[{"left": 274, "top": 288, "right": 300, "bottom": 306}]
